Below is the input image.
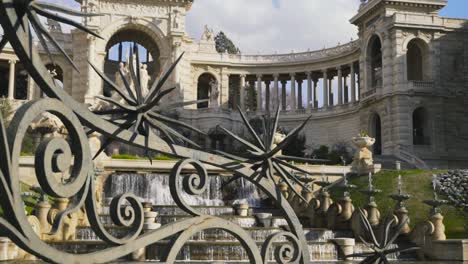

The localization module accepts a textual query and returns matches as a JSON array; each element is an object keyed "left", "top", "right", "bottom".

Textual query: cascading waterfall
[
  {"left": 67, "top": 172, "right": 343, "bottom": 262},
  {"left": 105, "top": 173, "right": 263, "bottom": 207}
]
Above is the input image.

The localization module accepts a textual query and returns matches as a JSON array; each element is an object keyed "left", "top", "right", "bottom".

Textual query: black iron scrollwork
[{"left": 0, "top": 0, "right": 310, "bottom": 262}]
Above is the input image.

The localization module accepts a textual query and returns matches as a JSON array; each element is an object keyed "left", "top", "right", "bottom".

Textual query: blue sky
[{"left": 440, "top": 0, "right": 468, "bottom": 18}]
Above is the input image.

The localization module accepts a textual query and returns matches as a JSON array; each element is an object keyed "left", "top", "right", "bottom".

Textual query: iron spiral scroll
[{"left": 0, "top": 0, "right": 310, "bottom": 263}]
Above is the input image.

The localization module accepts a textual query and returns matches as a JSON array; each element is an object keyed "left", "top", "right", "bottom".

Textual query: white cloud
[
  {"left": 42, "top": 0, "right": 361, "bottom": 54},
  {"left": 186, "top": 0, "right": 360, "bottom": 54}
]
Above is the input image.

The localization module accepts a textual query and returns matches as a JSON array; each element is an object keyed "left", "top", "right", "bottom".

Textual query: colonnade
[
  {"left": 0, "top": 59, "right": 33, "bottom": 101},
  {"left": 236, "top": 62, "right": 360, "bottom": 112}
]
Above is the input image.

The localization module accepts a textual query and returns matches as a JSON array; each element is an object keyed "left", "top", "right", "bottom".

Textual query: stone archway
[
  {"left": 406, "top": 38, "right": 430, "bottom": 81},
  {"left": 367, "top": 35, "right": 383, "bottom": 88},
  {"left": 103, "top": 28, "right": 162, "bottom": 97},
  {"left": 197, "top": 73, "right": 217, "bottom": 109},
  {"left": 369, "top": 113, "right": 382, "bottom": 155},
  {"left": 413, "top": 107, "right": 430, "bottom": 145},
  {"left": 89, "top": 18, "right": 172, "bottom": 101}
]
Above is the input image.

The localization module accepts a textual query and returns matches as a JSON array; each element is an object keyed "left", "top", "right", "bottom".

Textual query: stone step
[{"left": 374, "top": 155, "right": 416, "bottom": 170}]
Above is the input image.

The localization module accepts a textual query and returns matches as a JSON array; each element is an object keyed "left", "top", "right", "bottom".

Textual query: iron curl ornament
[{"left": 0, "top": 0, "right": 311, "bottom": 263}]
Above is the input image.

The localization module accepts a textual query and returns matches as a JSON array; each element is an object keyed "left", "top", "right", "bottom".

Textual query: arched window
[
  {"left": 197, "top": 73, "right": 216, "bottom": 109},
  {"left": 46, "top": 64, "right": 64, "bottom": 88},
  {"left": 370, "top": 113, "right": 382, "bottom": 155},
  {"left": 413, "top": 107, "right": 430, "bottom": 145},
  {"left": 406, "top": 39, "right": 429, "bottom": 81},
  {"left": 367, "top": 35, "right": 383, "bottom": 88}
]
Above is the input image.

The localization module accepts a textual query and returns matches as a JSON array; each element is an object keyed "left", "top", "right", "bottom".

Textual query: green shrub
[{"left": 111, "top": 154, "right": 141, "bottom": 160}]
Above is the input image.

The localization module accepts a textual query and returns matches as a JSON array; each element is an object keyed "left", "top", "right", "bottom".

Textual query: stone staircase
[{"left": 374, "top": 155, "right": 416, "bottom": 170}]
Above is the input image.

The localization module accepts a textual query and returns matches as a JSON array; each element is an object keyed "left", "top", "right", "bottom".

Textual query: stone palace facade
[{"left": 0, "top": 0, "right": 467, "bottom": 168}]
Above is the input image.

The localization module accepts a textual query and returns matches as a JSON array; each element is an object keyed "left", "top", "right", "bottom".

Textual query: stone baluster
[
  {"left": 8, "top": 60, "right": 16, "bottom": 100},
  {"left": 337, "top": 66, "right": 343, "bottom": 105},
  {"left": 273, "top": 74, "right": 279, "bottom": 110},
  {"left": 256, "top": 74, "right": 262, "bottom": 112},
  {"left": 239, "top": 74, "right": 246, "bottom": 110},
  {"left": 351, "top": 63, "right": 356, "bottom": 103},
  {"left": 290, "top": 73, "right": 296, "bottom": 110},
  {"left": 322, "top": 70, "right": 328, "bottom": 109},
  {"left": 306, "top": 72, "right": 312, "bottom": 112}
]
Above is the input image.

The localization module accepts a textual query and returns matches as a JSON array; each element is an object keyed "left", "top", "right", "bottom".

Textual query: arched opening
[
  {"left": 197, "top": 73, "right": 216, "bottom": 109},
  {"left": 407, "top": 39, "right": 429, "bottom": 81},
  {"left": 14, "top": 64, "right": 28, "bottom": 100},
  {"left": 370, "top": 113, "right": 382, "bottom": 155},
  {"left": 104, "top": 28, "right": 161, "bottom": 97},
  {"left": 46, "top": 64, "right": 64, "bottom": 89},
  {"left": 367, "top": 35, "right": 383, "bottom": 88},
  {"left": 413, "top": 107, "right": 430, "bottom": 145}
]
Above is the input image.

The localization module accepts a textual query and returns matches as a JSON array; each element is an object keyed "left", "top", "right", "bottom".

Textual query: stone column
[
  {"left": 297, "top": 78, "right": 303, "bottom": 110},
  {"left": 290, "top": 73, "right": 296, "bottom": 110},
  {"left": 239, "top": 74, "right": 246, "bottom": 110},
  {"left": 281, "top": 80, "right": 287, "bottom": 111},
  {"left": 256, "top": 74, "right": 262, "bottom": 112},
  {"left": 8, "top": 60, "right": 16, "bottom": 100},
  {"left": 329, "top": 78, "right": 334, "bottom": 106},
  {"left": 313, "top": 78, "right": 318, "bottom": 109},
  {"left": 337, "top": 66, "right": 343, "bottom": 105},
  {"left": 350, "top": 63, "right": 356, "bottom": 103},
  {"left": 322, "top": 70, "right": 328, "bottom": 109},
  {"left": 265, "top": 80, "right": 271, "bottom": 112},
  {"left": 273, "top": 74, "right": 279, "bottom": 110},
  {"left": 27, "top": 76, "right": 34, "bottom": 100},
  {"left": 221, "top": 72, "right": 230, "bottom": 109},
  {"left": 306, "top": 72, "right": 312, "bottom": 111}
]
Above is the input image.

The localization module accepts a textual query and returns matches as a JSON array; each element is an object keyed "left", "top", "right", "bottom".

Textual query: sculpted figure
[
  {"left": 272, "top": 130, "right": 286, "bottom": 156},
  {"left": 140, "top": 64, "right": 150, "bottom": 97},
  {"left": 113, "top": 62, "right": 126, "bottom": 98},
  {"left": 209, "top": 79, "right": 219, "bottom": 108},
  {"left": 202, "top": 25, "right": 214, "bottom": 41},
  {"left": 172, "top": 10, "right": 180, "bottom": 29}
]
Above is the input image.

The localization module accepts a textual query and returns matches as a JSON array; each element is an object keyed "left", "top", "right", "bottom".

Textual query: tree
[
  {"left": 215, "top": 31, "right": 240, "bottom": 54},
  {"left": 283, "top": 134, "right": 307, "bottom": 157},
  {"left": 0, "top": 97, "right": 13, "bottom": 127}
]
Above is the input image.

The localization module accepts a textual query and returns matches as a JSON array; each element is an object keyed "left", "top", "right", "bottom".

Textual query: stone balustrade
[{"left": 192, "top": 41, "right": 360, "bottom": 65}]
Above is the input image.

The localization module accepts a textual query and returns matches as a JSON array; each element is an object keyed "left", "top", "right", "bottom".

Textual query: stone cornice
[
  {"left": 350, "top": 0, "right": 447, "bottom": 25},
  {"left": 75, "top": 0, "right": 193, "bottom": 10},
  {"left": 191, "top": 40, "right": 360, "bottom": 67}
]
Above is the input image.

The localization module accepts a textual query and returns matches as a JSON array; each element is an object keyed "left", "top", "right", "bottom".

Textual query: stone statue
[
  {"left": 209, "top": 79, "right": 219, "bottom": 108},
  {"left": 351, "top": 134, "right": 376, "bottom": 173},
  {"left": 139, "top": 64, "right": 150, "bottom": 97},
  {"left": 172, "top": 10, "right": 180, "bottom": 29},
  {"left": 272, "top": 130, "right": 286, "bottom": 156},
  {"left": 202, "top": 25, "right": 214, "bottom": 41}
]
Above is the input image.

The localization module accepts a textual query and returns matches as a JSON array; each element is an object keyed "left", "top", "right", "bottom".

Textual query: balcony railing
[
  {"left": 362, "top": 88, "right": 377, "bottom": 98},
  {"left": 410, "top": 80, "right": 434, "bottom": 89}
]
